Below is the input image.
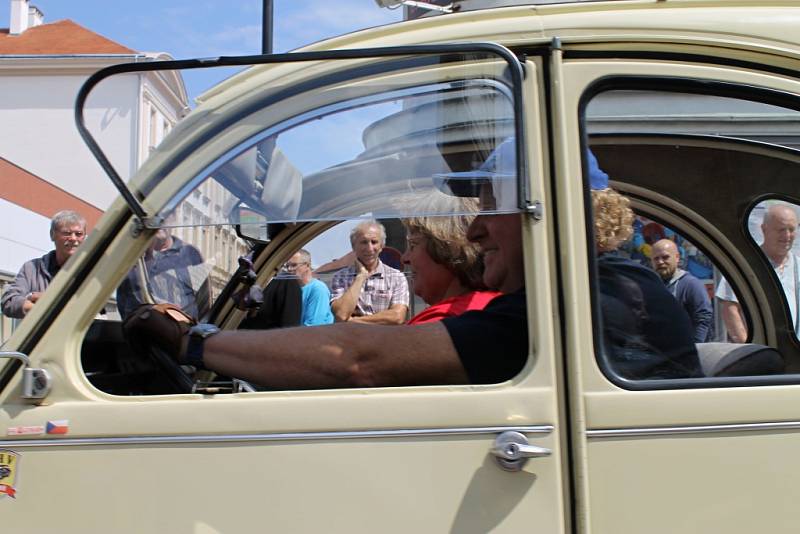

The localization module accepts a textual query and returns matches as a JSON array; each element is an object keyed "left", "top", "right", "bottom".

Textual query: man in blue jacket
[
  {"left": 1, "top": 210, "right": 86, "bottom": 319},
  {"left": 651, "top": 238, "right": 713, "bottom": 342}
]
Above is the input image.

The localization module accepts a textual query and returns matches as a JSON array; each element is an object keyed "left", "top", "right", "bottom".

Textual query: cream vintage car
[{"left": 3, "top": 1, "right": 800, "bottom": 532}]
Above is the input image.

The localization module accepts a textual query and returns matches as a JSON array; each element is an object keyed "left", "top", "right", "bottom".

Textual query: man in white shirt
[{"left": 716, "top": 203, "right": 799, "bottom": 342}]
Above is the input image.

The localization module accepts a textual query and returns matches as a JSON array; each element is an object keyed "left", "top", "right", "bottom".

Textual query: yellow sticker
[{"left": 0, "top": 449, "right": 20, "bottom": 499}]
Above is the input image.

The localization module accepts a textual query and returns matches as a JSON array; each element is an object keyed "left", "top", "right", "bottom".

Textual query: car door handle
[{"left": 491, "top": 431, "right": 551, "bottom": 471}]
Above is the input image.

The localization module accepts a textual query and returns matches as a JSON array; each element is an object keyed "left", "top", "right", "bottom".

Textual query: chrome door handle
[
  {"left": 491, "top": 431, "right": 551, "bottom": 472},
  {"left": 0, "top": 351, "right": 51, "bottom": 400}
]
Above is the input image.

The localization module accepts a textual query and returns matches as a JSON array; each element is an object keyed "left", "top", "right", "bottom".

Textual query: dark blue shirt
[{"left": 665, "top": 269, "right": 713, "bottom": 343}]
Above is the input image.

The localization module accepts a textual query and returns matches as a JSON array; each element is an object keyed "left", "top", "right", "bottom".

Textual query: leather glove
[{"left": 123, "top": 303, "right": 195, "bottom": 363}]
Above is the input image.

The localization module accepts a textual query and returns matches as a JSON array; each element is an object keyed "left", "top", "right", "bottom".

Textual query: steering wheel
[{"left": 146, "top": 345, "right": 196, "bottom": 393}]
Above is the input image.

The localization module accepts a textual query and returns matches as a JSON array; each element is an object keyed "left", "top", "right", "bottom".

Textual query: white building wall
[
  {"left": 0, "top": 198, "right": 51, "bottom": 275},
  {"left": 0, "top": 72, "right": 140, "bottom": 210}
]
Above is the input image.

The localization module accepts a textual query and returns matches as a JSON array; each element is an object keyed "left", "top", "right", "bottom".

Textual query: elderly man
[
  {"left": 717, "top": 203, "right": 799, "bottom": 342},
  {"left": 329, "top": 220, "right": 409, "bottom": 325},
  {"left": 286, "top": 249, "right": 334, "bottom": 326},
  {"left": 650, "top": 239, "right": 713, "bottom": 342},
  {"left": 2, "top": 210, "right": 87, "bottom": 318}
]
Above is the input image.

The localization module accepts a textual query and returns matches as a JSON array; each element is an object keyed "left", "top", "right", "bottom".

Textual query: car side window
[
  {"left": 584, "top": 82, "right": 800, "bottom": 386},
  {"left": 81, "top": 60, "right": 528, "bottom": 395}
]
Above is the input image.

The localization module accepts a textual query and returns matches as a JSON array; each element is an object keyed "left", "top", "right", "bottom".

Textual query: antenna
[{"left": 373, "top": 0, "right": 455, "bottom": 13}]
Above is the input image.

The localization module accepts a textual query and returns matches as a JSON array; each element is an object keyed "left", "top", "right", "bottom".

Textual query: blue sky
[{"left": 1, "top": 1, "right": 402, "bottom": 100}]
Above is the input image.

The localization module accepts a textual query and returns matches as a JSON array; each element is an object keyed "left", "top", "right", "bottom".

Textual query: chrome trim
[
  {"left": 587, "top": 421, "right": 800, "bottom": 439},
  {"left": 0, "top": 425, "right": 553, "bottom": 448}
]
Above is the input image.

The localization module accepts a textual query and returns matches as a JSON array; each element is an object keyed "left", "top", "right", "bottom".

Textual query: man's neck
[
  {"left": 54, "top": 250, "right": 68, "bottom": 267},
  {"left": 664, "top": 268, "right": 684, "bottom": 283},
  {"left": 763, "top": 246, "right": 790, "bottom": 267},
  {"left": 362, "top": 259, "right": 380, "bottom": 273}
]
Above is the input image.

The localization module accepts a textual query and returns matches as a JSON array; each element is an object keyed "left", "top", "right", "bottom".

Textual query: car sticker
[
  {"left": 0, "top": 450, "right": 20, "bottom": 499},
  {"left": 6, "top": 426, "right": 44, "bottom": 437},
  {"left": 46, "top": 420, "right": 69, "bottom": 435}
]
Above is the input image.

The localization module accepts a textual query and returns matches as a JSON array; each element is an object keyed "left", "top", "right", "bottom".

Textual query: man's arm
[
  {"left": 720, "top": 300, "right": 747, "bottom": 343},
  {"left": 349, "top": 303, "right": 408, "bottom": 325},
  {"left": 330, "top": 271, "right": 368, "bottom": 322},
  {"left": 348, "top": 269, "right": 410, "bottom": 325},
  {"left": 203, "top": 321, "right": 468, "bottom": 388},
  {"left": 1, "top": 262, "right": 36, "bottom": 319}
]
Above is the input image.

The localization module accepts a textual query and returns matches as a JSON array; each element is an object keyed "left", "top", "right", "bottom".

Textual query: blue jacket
[{"left": 665, "top": 269, "right": 713, "bottom": 343}]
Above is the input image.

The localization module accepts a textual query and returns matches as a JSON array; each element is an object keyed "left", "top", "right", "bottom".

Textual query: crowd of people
[{"left": 5, "top": 146, "right": 800, "bottom": 387}]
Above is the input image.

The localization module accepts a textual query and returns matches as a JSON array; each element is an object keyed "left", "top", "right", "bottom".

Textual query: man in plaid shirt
[{"left": 330, "top": 220, "right": 409, "bottom": 325}]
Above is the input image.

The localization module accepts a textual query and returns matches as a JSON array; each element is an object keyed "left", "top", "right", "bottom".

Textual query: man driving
[{"left": 123, "top": 141, "right": 528, "bottom": 387}]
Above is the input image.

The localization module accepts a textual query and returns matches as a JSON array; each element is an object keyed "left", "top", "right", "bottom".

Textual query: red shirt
[{"left": 408, "top": 291, "right": 502, "bottom": 325}]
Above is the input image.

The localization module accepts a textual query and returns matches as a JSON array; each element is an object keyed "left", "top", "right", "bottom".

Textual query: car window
[
  {"left": 584, "top": 83, "right": 800, "bottom": 386},
  {"left": 81, "top": 61, "right": 526, "bottom": 395}
]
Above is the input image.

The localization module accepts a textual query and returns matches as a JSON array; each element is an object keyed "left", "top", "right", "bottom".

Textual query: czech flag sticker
[{"left": 46, "top": 420, "right": 69, "bottom": 435}]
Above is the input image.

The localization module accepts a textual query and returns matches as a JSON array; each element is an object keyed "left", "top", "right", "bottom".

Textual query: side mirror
[{"left": 232, "top": 205, "right": 269, "bottom": 243}]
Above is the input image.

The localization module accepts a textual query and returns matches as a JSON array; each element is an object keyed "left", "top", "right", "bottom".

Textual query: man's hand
[
  {"left": 354, "top": 259, "right": 369, "bottom": 277},
  {"left": 122, "top": 303, "right": 195, "bottom": 362},
  {"left": 331, "top": 261, "right": 370, "bottom": 322},
  {"left": 21, "top": 292, "right": 42, "bottom": 315}
]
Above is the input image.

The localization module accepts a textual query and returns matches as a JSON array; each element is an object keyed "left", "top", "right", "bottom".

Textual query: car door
[
  {"left": 550, "top": 39, "right": 800, "bottom": 533},
  {"left": 0, "top": 47, "right": 571, "bottom": 532}
]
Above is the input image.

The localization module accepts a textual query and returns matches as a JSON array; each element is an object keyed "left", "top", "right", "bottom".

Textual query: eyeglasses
[{"left": 284, "top": 261, "right": 308, "bottom": 270}]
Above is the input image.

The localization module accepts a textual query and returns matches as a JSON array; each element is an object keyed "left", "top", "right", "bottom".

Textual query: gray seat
[{"left": 696, "top": 342, "right": 785, "bottom": 377}]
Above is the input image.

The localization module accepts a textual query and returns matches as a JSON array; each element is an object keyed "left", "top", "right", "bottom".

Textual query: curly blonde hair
[{"left": 592, "top": 188, "right": 634, "bottom": 253}]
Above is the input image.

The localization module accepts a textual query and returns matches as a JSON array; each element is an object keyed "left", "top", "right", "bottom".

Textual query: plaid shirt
[{"left": 330, "top": 260, "right": 409, "bottom": 316}]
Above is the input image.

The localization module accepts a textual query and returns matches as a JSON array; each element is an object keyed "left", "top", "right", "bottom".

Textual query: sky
[{"left": 0, "top": 1, "right": 403, "bottom": 101}]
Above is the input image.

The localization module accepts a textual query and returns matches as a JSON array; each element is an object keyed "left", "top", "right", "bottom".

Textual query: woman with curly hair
[
  {"left": 592, "top": 187, "right": 635, "bottom": 254},
  {"left": 402, "top": 193, "right": 500, "bottom": 324}
]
